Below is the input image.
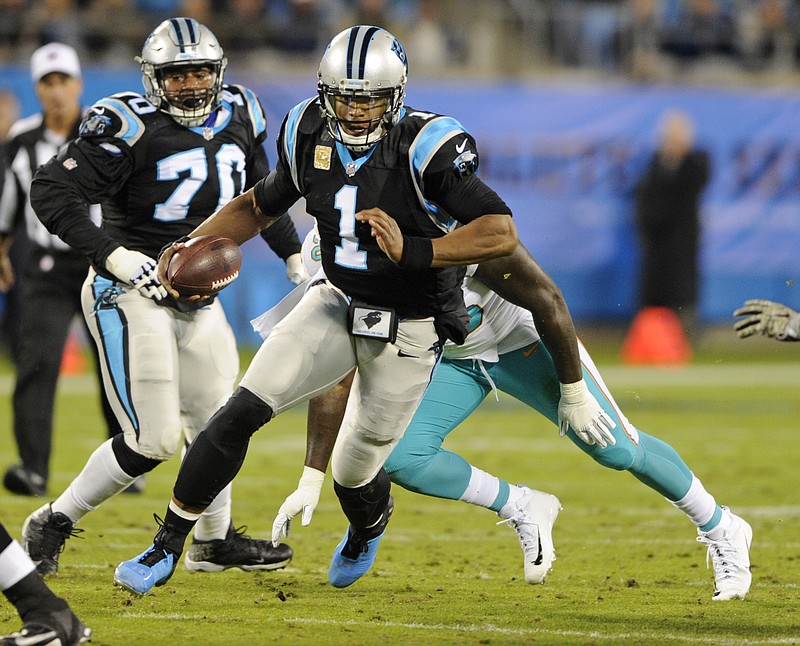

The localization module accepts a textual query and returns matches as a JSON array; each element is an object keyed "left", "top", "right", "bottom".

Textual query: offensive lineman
[{"left": 23, "top": 18, "right": 297, "bottom": 577}]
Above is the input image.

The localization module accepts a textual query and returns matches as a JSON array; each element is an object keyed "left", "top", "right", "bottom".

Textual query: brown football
[{"left": 166, "top": 235, "right": 242, "bottom": 297}]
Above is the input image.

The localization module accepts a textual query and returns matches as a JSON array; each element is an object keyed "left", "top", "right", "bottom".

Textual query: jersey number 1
[{"left": 334, "top": 185, "right": 367, "bottom": 269}]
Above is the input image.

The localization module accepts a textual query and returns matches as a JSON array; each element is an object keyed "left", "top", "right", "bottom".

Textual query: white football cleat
[
  {"left": 697, "top": 507, "right": 753, "bottom": 601},
  {"left": 498, "top": 487, "right": 562, "bottom": 584}
]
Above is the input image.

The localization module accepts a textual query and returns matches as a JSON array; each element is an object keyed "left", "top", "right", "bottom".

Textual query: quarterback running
[{"left": 116, "top": 24, "right": 522, "bottom": 595}]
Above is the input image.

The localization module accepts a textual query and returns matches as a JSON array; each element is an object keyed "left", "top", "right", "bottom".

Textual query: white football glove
[
  {"left": 285, "top": 252, "right": 310, "bottom": 286},
  {"left": 558, "top": 379, "right": 617, "bottom": 448},
  {"left": 105, "top": 247, "right": 167, "bottom": 301},
  {"left": 733, "top": 299, "right": 800, "bottom": 341},
  {"left": 271, "top": 466, "right": 325, "bottom": 546}
]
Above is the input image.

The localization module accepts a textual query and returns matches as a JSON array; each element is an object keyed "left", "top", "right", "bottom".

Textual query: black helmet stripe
[
  {"left": 346, "top": 25, "right": 380, "bottom": 80},
  {"left": 169, "top": 17, "right": 198, "bottom": 53}
]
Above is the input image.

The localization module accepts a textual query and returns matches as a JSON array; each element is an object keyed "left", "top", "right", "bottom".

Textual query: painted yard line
[{"left": 108, "top": 612, "right": 799, "bottom": 643}]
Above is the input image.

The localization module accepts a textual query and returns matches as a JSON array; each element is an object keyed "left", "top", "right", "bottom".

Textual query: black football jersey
[
  {"left": 255, "top": 98, "right": 511, "bottom": 339},
  {"left": 31, "top": 84, "right": 298, "bottom": 278}
]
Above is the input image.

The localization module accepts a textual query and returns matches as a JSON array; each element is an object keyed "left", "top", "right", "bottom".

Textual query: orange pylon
[
  {"left": 60, "top": 330, "right": 87, "bottom": 375},
  {"left": 621, "top": 307, "right": 692, "bottom": 365}
]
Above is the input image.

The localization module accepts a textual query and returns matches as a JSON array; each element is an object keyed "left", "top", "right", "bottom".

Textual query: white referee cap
[{"left": 31, "top": 43, "right": 81, "bottom": 83}]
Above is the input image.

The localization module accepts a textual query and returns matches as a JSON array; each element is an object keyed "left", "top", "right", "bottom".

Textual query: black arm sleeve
[
  {"left": 30, "top": 151, "right": 122, "bottom": 268},
  {"left": 430, "top": 172, "right": 512, "bottom": 223},
  {"left": 419, "top": 131, "right": 511, "bottom": 223},
  {"left": 259, "top": 213, "right": 301, "bottom": 260},
  {"left": 252, "top": 168, "right": 302, "bottom": 218}
]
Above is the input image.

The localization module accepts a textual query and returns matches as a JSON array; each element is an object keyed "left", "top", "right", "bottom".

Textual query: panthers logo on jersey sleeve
[
  {"left": 402, "top": 111, "right": 479, "bottom": 232},
  {"left": 79, "top": 92, "right": 156, "bottom": 147}
]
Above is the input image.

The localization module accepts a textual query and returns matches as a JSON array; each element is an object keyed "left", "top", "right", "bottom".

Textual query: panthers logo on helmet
[{"left": 390, "top": 38, "right": 407, "bottom": 68}]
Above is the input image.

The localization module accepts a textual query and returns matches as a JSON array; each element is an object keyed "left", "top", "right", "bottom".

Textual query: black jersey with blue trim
[
  {"left": 31, "top": 84, "right": 297, "bottom": 278},
  {"left": 260, "top": 98, "right": 512, "bottom": 334}
]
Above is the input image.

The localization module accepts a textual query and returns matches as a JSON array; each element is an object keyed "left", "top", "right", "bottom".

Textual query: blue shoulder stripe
[
  {"left": 408, "top": 116, "right": 466, "bottom": 230},
  {"left": 409, "top": 116, "right": 466, "bottom": 180},
  {"left": 94, "top": 96, "right": 145, "bottom": 146},
  {"left": 282, "top": 97, "right": 316, "bottom": 189},
  {"left": 240, "top": 86, "right": 267, "bottom": 138}
]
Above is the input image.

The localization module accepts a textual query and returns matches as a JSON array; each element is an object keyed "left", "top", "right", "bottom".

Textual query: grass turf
[{"left": 0, "top": 330, "right": 798, "bottom": 645}]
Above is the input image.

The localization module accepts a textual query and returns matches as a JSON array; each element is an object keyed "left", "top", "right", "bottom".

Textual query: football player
[
  {"left": 114, "top": 25, "right": 537, "bottom": 594},
  {"left": 24, "top": 18, "right": 298, "bottom": 578},
  {"left": 734, "top": 299, "right": 800, "bottom": 341},
  {"left": 0, "top": 520, "right": 90, "bottom": 645},
  {"left": 271, "top": 232, "right": 754, "bottom": 600}
]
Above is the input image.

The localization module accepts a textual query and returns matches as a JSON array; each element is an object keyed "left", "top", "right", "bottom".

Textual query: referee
[{"left": 0, "top": 43, "right": 120, "bottom": 497}]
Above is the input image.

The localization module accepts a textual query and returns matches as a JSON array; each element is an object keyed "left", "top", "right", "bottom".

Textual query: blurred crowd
[{"left": 0, "top": 0, "right": 799, "bottom": 82}]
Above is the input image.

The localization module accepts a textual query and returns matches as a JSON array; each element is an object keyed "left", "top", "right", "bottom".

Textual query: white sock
[
  {"left": 459, "top": 466, "right": 501, "bottom": 509},
  {"left": 52, "top": 439, "right": 137, "bottom": 524},
  {"left": 0, "top": 540, "right": 35, "bottom": 590},
  {"left": 668, "top": 475, "right": 719, "bottom": 529},
  {"left": 193, "top": 483, "right": 233, "bottom": 541},
  {"left": 498, "top": 485, "right": 527, "bottom": 520}
]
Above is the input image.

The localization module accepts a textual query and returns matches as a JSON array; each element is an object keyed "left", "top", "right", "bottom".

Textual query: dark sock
[
  {"left": 3, "top": 571, "right": 67, "bottom": 622},
  {"left": 334, "top": 468, "right": 392, "bottom": 539}
]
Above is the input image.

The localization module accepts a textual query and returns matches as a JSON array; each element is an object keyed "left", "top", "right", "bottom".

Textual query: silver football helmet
[
  {"left": 318, "top": 25, "right": 408, "bottom": 151},
  {"left": 137, "top": 17, "right": 227, "bottom": 127}
]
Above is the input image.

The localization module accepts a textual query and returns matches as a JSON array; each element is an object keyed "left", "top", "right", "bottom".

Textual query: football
[{"left": 166, "top": 235, "right": 242, "bottom": 297}]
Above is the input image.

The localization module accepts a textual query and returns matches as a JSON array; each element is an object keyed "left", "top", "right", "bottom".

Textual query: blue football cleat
[
  {"left": 328, "top": 496, "right": 393, "bottom": 588},
  {"left": 328, "top": 530, "right": 386, "bottom": 588},
  {"left": 114, "top": 544, "right": 176, "bottom": 595}
]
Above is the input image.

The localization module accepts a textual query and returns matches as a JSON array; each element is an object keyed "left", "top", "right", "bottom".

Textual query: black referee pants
[{"left": 11, "top": 246, "right": 119, "bottom": 482}]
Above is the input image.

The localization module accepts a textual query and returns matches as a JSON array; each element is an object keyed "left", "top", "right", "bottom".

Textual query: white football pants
[
  {"left": 82, "top": 269, "right": 239, "bottom": 460},
  {"left": 240, "top": 281, "right": 440, "bottom": 487}
]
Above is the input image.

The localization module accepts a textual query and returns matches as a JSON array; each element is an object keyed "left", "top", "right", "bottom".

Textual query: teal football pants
[{"left": 384, "top": 340, "right": 695, "bottom": 509}]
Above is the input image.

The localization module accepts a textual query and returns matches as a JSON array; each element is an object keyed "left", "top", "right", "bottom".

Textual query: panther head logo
[{"left": 360, "top": 311, "right": 383, "bottom": 329}]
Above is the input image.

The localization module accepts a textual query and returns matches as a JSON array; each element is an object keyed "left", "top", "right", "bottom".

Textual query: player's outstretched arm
[
  {"left": 476, "top": 243, "right": 581, "bottom": 383},
  {"left": 191, "top": 188, "right": 278, "bottom": 244},
  {"left": 475, "top": 243, "right": 616, "bottom": 448},
  {"left": 733, "top": 299, "right": 800, "bottom": 341}
]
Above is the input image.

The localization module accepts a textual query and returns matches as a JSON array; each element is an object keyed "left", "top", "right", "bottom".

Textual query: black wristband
[{"left": 398, "top": 236, "right": 434, "bottom": 270}]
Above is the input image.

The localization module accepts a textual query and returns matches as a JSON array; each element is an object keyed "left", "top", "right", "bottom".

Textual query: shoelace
[
  {"left": 697, "top": 534, "right": 743, "bottom": 580},
  {"left": 41, "top": 516, "right": 83, "bottom": 558},
  {"left": 497, "top": 513, "right": 543, "bottom": 564}
]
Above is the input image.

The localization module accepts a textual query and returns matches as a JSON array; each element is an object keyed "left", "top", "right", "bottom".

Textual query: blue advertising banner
[{"left": 2, "top": 65, "right": 799, "bottom": 340}]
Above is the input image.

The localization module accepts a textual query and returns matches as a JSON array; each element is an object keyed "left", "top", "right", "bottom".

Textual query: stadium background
[{"left": 2, "top": 0, "right": 799, "bottom": 343}]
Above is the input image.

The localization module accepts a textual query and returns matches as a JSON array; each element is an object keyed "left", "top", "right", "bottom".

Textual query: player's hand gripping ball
[{"left": 166, "top": 235, "right": 242, "bottom": 297}]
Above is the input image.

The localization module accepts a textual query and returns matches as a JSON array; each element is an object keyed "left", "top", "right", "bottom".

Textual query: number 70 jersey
[{"left": 55, "top": 84, "right": 270, "bottom": 260}]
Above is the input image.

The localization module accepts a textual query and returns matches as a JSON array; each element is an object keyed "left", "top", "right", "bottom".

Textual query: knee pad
[
  {"left": 111, "top": 433, "right": 163, "bottom": 477},
  {"left": 334, "top": 468, "right": 392, "bottom": 531},
  {"left": 205, "top": 386, "right": 273, "bottom": 447}
]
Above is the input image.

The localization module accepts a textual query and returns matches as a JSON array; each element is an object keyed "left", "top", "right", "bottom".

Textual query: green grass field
[{"left": 1, "top": 331, "right": 798, "bottom": 645}]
